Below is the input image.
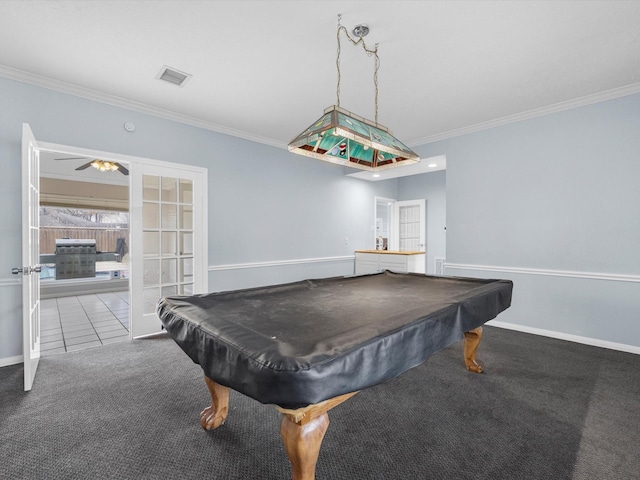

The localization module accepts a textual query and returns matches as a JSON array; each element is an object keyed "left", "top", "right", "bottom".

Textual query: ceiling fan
[{"left": 54, "top": 157, "right": 129, "bottom": 176}]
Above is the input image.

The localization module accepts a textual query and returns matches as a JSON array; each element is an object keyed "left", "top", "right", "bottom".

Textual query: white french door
[
  {"left": 392, "top": 199, "right": 425, "bottom": 252},
  {"left": 19, "top": 124, "right": 41, "bottom": 391},
  {"left": 130, "top": 161, "right": 207, "bottom": 338}
]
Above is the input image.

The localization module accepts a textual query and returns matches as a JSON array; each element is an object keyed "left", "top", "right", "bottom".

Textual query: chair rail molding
[
  {"left": 447, "top": 262, "right": 640, "bottom": 355},
  {"left": 445, "top": 263, "right": 640, "bottom": 283},
  {"left": 0, "top": 278, "right": 22, "bottom": 288},
  {"left": 209, "top": 255, "right": 355, "bottom": 272}
]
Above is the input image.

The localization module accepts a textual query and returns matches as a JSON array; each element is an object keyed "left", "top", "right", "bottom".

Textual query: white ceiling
[{"left": 2, "top": 1, "right": 640, "bottom": 180}]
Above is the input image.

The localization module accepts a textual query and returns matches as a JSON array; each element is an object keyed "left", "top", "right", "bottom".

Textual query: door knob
[{"left": 11, "top": 266, "right": 41, "bottom": 275}]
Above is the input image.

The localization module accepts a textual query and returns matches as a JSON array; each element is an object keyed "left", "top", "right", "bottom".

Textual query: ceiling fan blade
[
  {"left": 115, "top": 163, "right": 129, "bottom": 176},
  {"left": 75, "top": 162, "right": 94, "bottom": 171},
  {"left": 55, "top": 157, "right": 87, "bottom": 161}
]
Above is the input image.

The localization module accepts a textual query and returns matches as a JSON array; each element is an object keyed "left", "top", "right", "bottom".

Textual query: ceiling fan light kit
[
  {"left": 86, "top": 159, "right": 129, "bottom": 175},
  {"left": 54, "top": 156, "right": 129, "bottom": 176},
  {"left": 91, "top": 160, "right": 119, "bottom": 172}
]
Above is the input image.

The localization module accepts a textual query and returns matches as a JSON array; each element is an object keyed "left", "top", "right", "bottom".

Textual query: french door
[
  {"left": 19, "top": 133, "right": 208, "bottom": 388},
  {"left": 19, "top": 124, "right": 41, "bottom": 391},
  {"left": 130, "top": 162, "right": 207, "bottom": 337}
]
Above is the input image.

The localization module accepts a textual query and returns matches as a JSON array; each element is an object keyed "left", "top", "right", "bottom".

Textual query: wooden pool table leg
[
  {"left": 464, "top": 326, "right": 484, "bottom": 373},
  {"left": 200, "top": 376, "right": 230, "bottom": 430},
  {"left": 280, "top": 412, "right": 329, "bottom": 480},
  {"left": 277, "top": 391, "right": 358, "bottom": 480}
]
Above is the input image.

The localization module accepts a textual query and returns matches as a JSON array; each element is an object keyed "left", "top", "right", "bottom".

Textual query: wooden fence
[{"left": 40, "top": 227, "right": 129, "bottom": 254}]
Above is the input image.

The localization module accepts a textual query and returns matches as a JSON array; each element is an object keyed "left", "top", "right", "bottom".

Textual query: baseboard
[
  {"left": 487, "top": 320, "right": 640, "bottom": 355},
  {"left": 0, "top": 355, "right": 23, "bottom": 368}
]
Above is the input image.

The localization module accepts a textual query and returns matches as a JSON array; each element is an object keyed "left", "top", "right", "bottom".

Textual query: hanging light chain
[{"left": 336, "top": 14, "right": 380, "bottom": 124}]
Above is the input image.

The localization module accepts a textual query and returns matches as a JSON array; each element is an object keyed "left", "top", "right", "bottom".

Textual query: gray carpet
[{"left": 1, "top": 326, "right": 639, "bottom": 480}]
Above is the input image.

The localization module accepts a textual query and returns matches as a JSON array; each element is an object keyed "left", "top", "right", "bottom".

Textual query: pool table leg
[
  {"left": 464, "top": 326, "right": 484, "bottom": 373},
  {"left": 277, "top": 391, "right": 358, "bottom": 480},
  {"left": 280, "top": 412, "right": 329, "bottom": 480},
  {"left": 200, "top": 376, "right": 230, "bottom": 430}
]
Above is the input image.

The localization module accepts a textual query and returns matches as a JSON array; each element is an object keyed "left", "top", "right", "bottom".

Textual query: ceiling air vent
[{"left": 156, "top": 65, "right": 192, "bottom": 87}]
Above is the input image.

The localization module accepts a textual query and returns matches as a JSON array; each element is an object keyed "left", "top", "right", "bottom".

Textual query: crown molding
[
  {"left": 3, "top": 64, "right": 639, "bottom": 152},
  {"left": 0, "top": 64, "right": 287, "bottom": 150},
  {"left": 408, "top": 82, "right": 640, "bottom": 147}
]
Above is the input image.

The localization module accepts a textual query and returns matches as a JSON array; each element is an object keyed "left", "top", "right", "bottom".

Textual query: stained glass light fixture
[{"left": 288, "top": 16, "right": 419, "bottom": 172}]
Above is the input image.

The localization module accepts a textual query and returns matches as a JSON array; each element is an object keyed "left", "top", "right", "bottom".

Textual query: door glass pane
[
  {"left": 143, "top": 231, "right": 159, "bottom": 256},
  {"left": 161, "top": 177, "right": 178, "bottom": 202},
  {"left": 161, "top": 232, "right": 177, "bottom": 256},
  {"left": 179, "top": 179, "right": 193, "bottom": 204},
  {"left": 162, "top": 285, "right": 177, "bottom": 296},
  {"left": 140, "top": 175, "right": 196, "bottom": 328},
  {"left": 180, "top": 257, "right": 193, "bottom": 282},
  {"left": 161, "top": 204, "right": 177, "bottom": 228},
  {"left": 143, "top": 175, "right": 159, "bottom": 201},
  {"left": 161, "top": 258, "right": 177, "bottom": 284},
  {"left": 180, "top": 205, "right": 193, "bottom": 229},
  {"left": 143, "top": 203, "right": 159, "bottom": 229},
  {"left": 144, "top": 259, "right": 160, "bottom": 285},
  {"left": 180, "top": 232, "right": 193, "bottom": 255},
  {"left": 143, "top": 287, "right": 161, "bottom": 314}
]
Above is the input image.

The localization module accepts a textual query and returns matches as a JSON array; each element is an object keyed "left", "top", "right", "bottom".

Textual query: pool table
[{"left": 157, "top": 271, "right": 513, "bottom": 479}]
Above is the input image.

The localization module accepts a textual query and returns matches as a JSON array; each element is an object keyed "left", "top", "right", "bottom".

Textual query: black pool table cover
[{"left": 157, "top": 271, "right": 513, "bottom": 409}]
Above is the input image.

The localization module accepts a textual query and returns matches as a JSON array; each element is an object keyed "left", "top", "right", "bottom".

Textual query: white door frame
[
  {"left": 392, "top": 199, "right": 426, "bottom": 252},
  {"left": 36, "top": 140, "right": 208, "bottom": 340},
  {"left": 374, "top": 197, "right": 426, "bottom": 253}
]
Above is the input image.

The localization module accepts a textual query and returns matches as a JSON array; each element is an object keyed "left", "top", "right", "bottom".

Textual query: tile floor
[{"left": 40, "top": 290, "right": 130, "bottom": 356}]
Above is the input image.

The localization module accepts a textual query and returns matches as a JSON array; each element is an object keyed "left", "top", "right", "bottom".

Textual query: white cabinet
[{"left": 355, "top": 251, "right": 425, "bottom": 275}]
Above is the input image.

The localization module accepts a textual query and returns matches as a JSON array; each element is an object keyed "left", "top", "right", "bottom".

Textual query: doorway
[
  {"left": 374, "top": 197, "right": 425, "bottom": 253},
  {"left": 28, "top": 137, "right": 208, "bottom": 361},
  {"left": 38, "top": 157, "right": 132, "bottom": 355}
]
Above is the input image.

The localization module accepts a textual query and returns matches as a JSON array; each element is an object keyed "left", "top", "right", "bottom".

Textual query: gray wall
[
  {"left": 0, "top": 76, "right": 397, "bottom": 362},
  {"left": 2, "top": 74, "right": 639, "bottom": 363},
  {"left": 397, "top": 170, "right": 446, "bottom": 274},
  {"left": 416, "top": 93, "right": 640, "bottom": 350}
]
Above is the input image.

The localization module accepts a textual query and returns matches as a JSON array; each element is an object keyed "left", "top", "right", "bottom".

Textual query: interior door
[
  {"left": 393, "top": 199, "right": 426, "bottom": 252},
  {"left": 374, "top": 197, "right": 395, "bottom": 250},
  {"left": 20, "top": 124, "right": 41, "bottom": 391},
  {"left": 130, "top": 162, "right": 207, "bottom": 338}
]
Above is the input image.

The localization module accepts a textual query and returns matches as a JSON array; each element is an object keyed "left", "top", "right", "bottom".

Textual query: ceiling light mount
[
  {"left": 288, "top": 14, "right": 419, "bottom": 172},
  {"left": 352, "top": 24, "right": 369, "bottom": 38}
]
